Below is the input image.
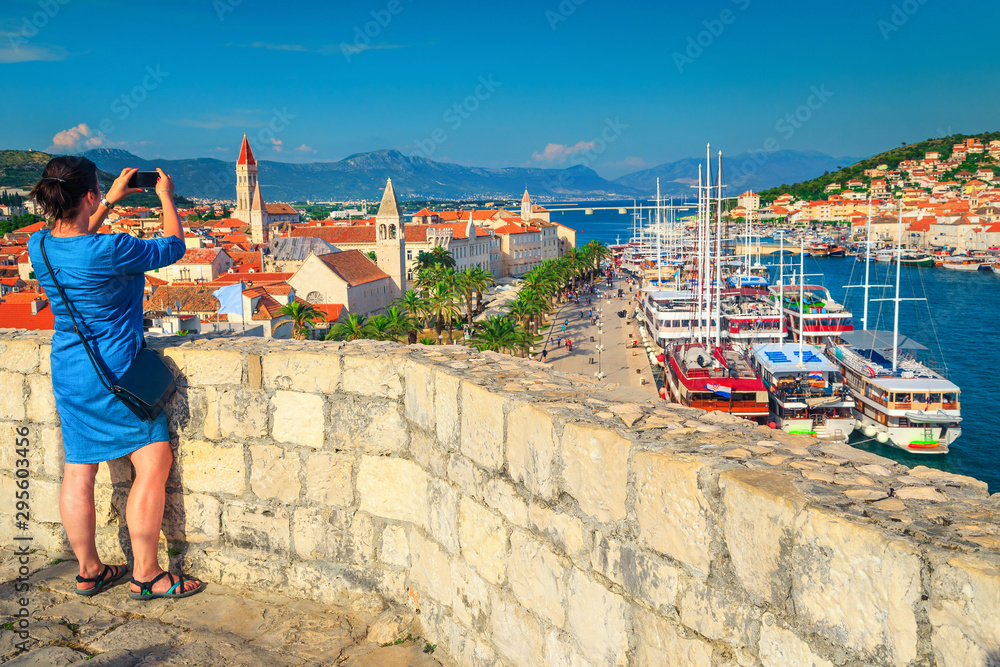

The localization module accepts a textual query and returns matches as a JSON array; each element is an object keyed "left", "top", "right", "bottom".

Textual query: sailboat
[
  {"left": 827, "top": 204, "right": 962, "bottom": 453},
  {"left": 663, "top": 145, "right": 769, "bottom": 422}
]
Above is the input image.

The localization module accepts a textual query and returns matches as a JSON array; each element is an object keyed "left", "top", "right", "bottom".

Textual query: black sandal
[
  {"left": 128, "top": 571, "right": 205, "bottom": 600},
  {"left": 75, "top": 564, "right": 127, "bottom": 597}
]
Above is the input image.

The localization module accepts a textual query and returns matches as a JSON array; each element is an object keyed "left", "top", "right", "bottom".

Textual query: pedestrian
[
  {"left": 562, "top": 324, "right": 566, "bottom": 332},
  {"left": 542, "top": 349, "right": 548, "bottom": 361},
  {"left": 26, "top": 158, "right": 204, "bottom": 601},
  {"left": 556, "top": 336, "right": 562, "bottom": 347},
  {"left": 568, "top": 340, "right": 573, "bottom": 352}
]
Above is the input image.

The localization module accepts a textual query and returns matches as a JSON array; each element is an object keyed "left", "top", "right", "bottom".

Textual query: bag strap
[{"left": 39, "top": 234, "right": 114, "bottom": 392}]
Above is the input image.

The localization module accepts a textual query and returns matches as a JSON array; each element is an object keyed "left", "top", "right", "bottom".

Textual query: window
[{"left": 406, "top": 250, "right": 412, "bottom": 260}]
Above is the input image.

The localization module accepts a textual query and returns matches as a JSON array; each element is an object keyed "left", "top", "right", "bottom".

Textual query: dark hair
[{"left": 29, "top": 156, "right": 99, "bottom": 223}]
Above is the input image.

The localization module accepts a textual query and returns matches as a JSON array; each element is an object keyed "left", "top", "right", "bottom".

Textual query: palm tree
[
  {"left": 274, "top": 301, "right": 326, "bottom": 340},
  {"left": 467, "top": 315, "right": 518, "bottom": 354},
  {"left": 367, "top": 314, "right": 391, "bottom": 341},
  {"left": 415, "top": 246, "right": 456, "bottom": 270},
  {"left": 466, "top": 266, "right": 496, "bottom": 312},
  {"left": 325, "top": 312, "right": 374, "bottom": 341},
  {"left": 382, "top": 306, "right": 410, "bottom": 343},
  {"left": 427, "top": 282, "right": 461, "bottom": 344},
  {"left": 393, "top": 290, "right": 427, "bottom": 344},
  {"left": 518, "top": 288, "right": 551, "bottom": 334},
  {"left": 456, "top": 268, "right": 477, "bottom": 324}
]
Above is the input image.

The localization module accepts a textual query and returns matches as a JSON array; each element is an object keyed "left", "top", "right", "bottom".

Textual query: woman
[{"left": 27, "top": 156, "right": 203, "bottom": 600}]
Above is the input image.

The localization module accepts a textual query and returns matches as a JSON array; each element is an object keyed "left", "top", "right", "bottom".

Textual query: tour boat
[
  {"left": 719, "top": 289, "right": 784, "bottom": 344},
  {"left": 828, "top": 331, "right": 961, "bottom": 453},
  {"left": 897, "top": 252, "right": 935, "bottom": 267},
  {"left": 751, "top": 343, "right": 856, "bottom": 442},
  {"left": 665, "top": 342, "right": 770, "bottom": 423},
  {"left": 827, "top": 246, "right": 846, "bottom": 257},
  {"left": 808, "top": 244, "right": 830, "bottom": 257},
  {"left": 769, "top": 284, "right": 854, "bottom": 343}
]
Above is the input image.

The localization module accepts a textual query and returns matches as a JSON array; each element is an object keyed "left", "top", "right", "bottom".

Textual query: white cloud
[
  {"left": 0, "top": 36, "right": 68, "bottom": 64},
  {"left": 294, "top": 144, "right": 317, "bottom": 154},
  {"left": 46, "top": 124, "right": 104, "bottom": 153},
  {"left": 531, "top": 141, "right": 597, "bottom": 165},
  {"left": 271, "top": 138, "right": 283, "bottom": 152}
]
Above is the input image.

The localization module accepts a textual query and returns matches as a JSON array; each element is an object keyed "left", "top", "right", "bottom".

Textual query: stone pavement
[
  {"left": 543, "top": 281, "right": 659, "bottom": 396},
  {"left": 0, "top": 553, "right": 446, "bottom": 667}
]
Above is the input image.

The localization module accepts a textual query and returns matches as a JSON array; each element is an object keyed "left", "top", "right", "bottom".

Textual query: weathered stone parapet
[{"left": 2, "top": 329, "right": 999, "bottom": 666}]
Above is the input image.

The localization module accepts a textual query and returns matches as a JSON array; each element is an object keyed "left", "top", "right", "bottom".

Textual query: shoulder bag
[{"left": 40, "top": 235, "right": 177, "bottom": 422}]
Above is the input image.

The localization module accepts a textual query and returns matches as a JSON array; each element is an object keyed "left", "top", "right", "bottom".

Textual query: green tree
[
  {"left": 426, "top": 281, "right": 461, "bottom": 344},
  {"left": 392, "top": 290, "right": 427, "bottom": 344},
  {"left": 273, "top": 301, "right": 326, "bottom": 340},
  {"left": 325, "top": 312, "right": 375, "bottom": 341}
]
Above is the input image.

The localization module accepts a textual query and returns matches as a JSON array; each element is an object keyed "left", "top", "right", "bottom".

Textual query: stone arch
[
  {"left": 389, "top": 224, "right": 397, "bottom": 239},
  {"left": 307, "top": 291, "right": 323, "bottom": 303}
]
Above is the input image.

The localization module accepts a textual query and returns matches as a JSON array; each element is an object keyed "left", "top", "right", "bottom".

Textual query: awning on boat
[{"left": 839, "top": 329, "right": 928, "bottom": 351}]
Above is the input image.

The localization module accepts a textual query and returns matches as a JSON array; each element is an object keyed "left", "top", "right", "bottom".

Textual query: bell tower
[
  {"left": 521, "top": 188, "right": 531, "bottom": 221},
  {"left": 375, "top": 178, "right": 406, "bottom": 301},
  {"left": 234, "top": 133, "right": 258, "bottom": 223}
]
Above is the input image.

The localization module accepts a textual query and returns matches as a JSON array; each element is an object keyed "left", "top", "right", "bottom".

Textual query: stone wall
[{"left": 1, "top": 331, "right": 999, "bottom": 666}]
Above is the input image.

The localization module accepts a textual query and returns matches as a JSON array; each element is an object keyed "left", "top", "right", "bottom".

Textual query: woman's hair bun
[{"left": 29, "top": 156, "right": 99, "bottom": 223}]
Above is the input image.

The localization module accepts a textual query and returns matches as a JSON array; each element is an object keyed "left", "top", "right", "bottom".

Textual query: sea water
[{"left": 553, "top": 202, "right": 999, "bottom": 492}]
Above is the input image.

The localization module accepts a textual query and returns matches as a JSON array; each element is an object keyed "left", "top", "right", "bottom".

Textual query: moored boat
[
  {"left": 665, "top": 342, "right": 770, "bottom": 422},
  {"left": 897, "top": 252, "right": 935, "bottom": 267},
  {"left": 942, "top": 256, "right": 984, "bottom": 271}
]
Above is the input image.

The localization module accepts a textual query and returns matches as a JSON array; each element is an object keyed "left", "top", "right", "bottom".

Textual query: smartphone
[{"left": 127, "top": 171, "right": 159, "bottom": 189}]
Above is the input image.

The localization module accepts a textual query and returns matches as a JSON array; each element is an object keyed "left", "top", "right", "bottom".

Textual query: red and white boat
[{"left": 665, "top": 342, "right": 770, "bottom": 422}]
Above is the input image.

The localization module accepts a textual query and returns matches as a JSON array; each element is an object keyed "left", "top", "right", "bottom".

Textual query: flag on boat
[
  {"left": 706, "top": 382, "right": 732, "bottom": 398},
  {"left": 808, "top": 370, "right": 824, "bottom": 379}
]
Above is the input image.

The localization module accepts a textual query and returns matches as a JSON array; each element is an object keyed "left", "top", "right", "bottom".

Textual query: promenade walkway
[
  {"left": 542, "top": 280, "right": 659, "bottom": 396},
  {"left": 1, "top": 553, "right": 443, "bottom": 667}
]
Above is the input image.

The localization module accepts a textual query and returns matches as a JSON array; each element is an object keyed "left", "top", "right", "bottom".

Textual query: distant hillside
[
  {"left": 758, "top": 132, "right": 1000, "bottom": 201},
  {"left": 614, "top": 150, "right": 866, "bottom": 197},
  {"left": 82, "top": 148, "right": 641, "bottom": 202},
  {"left": 0, "top": 149, "right": 192, "bottom": 209}
]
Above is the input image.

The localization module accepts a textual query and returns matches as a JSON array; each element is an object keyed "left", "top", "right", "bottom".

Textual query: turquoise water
[{"left": 553, "top": 202, "right": 999, "bottom": 492}]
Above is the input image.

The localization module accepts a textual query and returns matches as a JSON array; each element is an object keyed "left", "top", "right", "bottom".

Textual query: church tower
[
  {"left": 249, "top": 180, "right": 269, "bottom": 244},
  {"left": 520, "top": 188, "right": 532, "bottom": 221},
  {"left": 234, "top": 133, "right": 258, "bottom": 223},
  {"left": 375, "top": 178, "right": 406, "bottom": 301}
]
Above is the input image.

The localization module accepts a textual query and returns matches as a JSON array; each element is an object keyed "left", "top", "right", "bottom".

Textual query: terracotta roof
[
  {"left": 251, "top": 294, "right": 284, "bottom": 320},
  {"left": 0, "top": 291, "right": 43, "bottom": 303},
  {"left": 316, "top": 250, "right": 389, "bottom": 287},
  {"left": 147, "top": 285, "right": 221, "bottom": 313},
  {"left": 177, "top": 247, "right": 227, "bottom": 265},
  {"left": 145, "top": 274, "right": 168, "bottom": 287},
  {"left": 0, "top": 300, "right": 54, "bottom": 330},
  {"left": 209, "top": 272, "right": 293, "bottom": 286},
  {"left": 291, "top": 226, "right": 377, "bottom": 245},
  {"left": 265, "top": 203, "right": 298, "bottom": 216},
  {"left": 311, "top": 303, "right": 344, "bottom": 322},
  {"left": 237, "top": 133, "right": 256, "bottom": 166},
  {"left": 212, "top": 219, "right": 247, "bottom": 230}
]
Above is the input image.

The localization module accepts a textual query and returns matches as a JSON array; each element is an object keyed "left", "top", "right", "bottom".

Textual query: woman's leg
[
  {"left": 126, "top": 440, "right": 200, "bottom": 594},
  {"left": 61, "top": 462, "right": 123, "bottom": 590}
]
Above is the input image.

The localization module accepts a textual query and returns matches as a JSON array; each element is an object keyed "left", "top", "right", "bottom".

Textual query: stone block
[
  {"left": 262, "top": 350, "right": 341, "bottom": 394},
  {"left": 560, "top": 422, "right": 629, "bottom": 523},
  {"left": 404, "top": 361, "right": 435, "bottom": 431},
  {"left": 680, "top": 578, "right": 758, "bottom": 649},
  {"left": 929, "top": 554, "right": 1000, "bottom": 667},
  {"left": 459, "top": 496, "right": 508, "bottom": 585},
  {"left": 508, "top": 529, "right": 566, "bottom": 627},
  {"left": 566, "top": 568, "right": 628, "bottom": 666},
  {"left": 634, "top": 607, "right": 713, "bottom": 667},
  {"left": 223, "top": 502, "right": 290, "bottom": 555},
  {"left": 719, "top": 468, "right": 806, "bottom": 604},
  {"left": 460, "top": 382, "right": 504, "bottom": 471},
  {"left": 528, "top": 503, "right": 586, "bottom": 558},
  {"left": 759, "top": 618, "right": 833, "bottom": 667},
  {"left": 544, "top": 630, "right": 589, "bottom": 667},
  {"left": 32, "top": 477, "right": 62, "bottom": 523},
  {"left": 293, "top": 507, "right": 375, "bottom": 563},
  {"left": 449, "top": 558, "right": 491, "bottom": 631},
  {"left": 304, "top": 451, "right": 354, "bottom": 507},
  {"left": 408, "top": 530, "right": 453, "bottom": 608},
  {"left": 435, "top": 370, "right": 461, "bottom": 449},
  {"left": 205, "top": 387, "right": 269, "bottom": 440},
  {"left": 379, "top": 525, "right": 409, "bottom": 568},
  {"left": 410, "top": 430, "right": 447, "bottom": 478},
  {"left": 489, "top": 589, "right": 546, "bottom": 667},
  {"left": 26, "top": 374, "right": 57, "bottom": 423},
  {"left": 329, "top": 395, "right": 408, "bottom": 455},
  {"left": 591, "top": 534, "right": 679, "bottom": 615},
  {"left": 357, "top": 455, "right": 428, "bottom": 528},
  {"left": 633, "top": 452, "right": 711, "bottom": 574},
  {"left": 791, "top": 506, "right": 921, "bottom": 663},
  {"left": 428, "top": 478, "right": 460, "bottom": 553},
  {"left": 506, "top": 403, "right": 558, "bottom": 499},
  {"left": 246, "top": 353, "right": 262, "bottom": 390},
  {"left": 0, "top": 370, "right": 25, "bottom": 421},
  {"left": 162, "top": 492, "right": 221, "bottom": 543},
  {"left": 271, "top": 390, "right": 325, "bottom": 449},
  {"left": 249, "top": 444, "right": 301, "bottom": 503},
  {"left": 184, "top": 348, "right": 242, "bottom": 385},
  {"left": 446, "top": 453, "right": 482, "bottom": 498},
  {"left": 0, "top": 339, "right": 39, "bottom": 373},
  {"left": 178, "top": 440, "right": 246, "bottom": 495},
  {"left": 482, "top": 478, "right": 527, "bottom": 528},
  {"left": 343, "top": 355, "right": 402, "bottom": 398}
]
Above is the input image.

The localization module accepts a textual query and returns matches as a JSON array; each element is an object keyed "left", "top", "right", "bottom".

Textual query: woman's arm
[
  {"left": 156, "top": 168, "right": 184, "bottom": 241},
  {"left": 88, "top": 168, "right": 142, "bottom": 234}
]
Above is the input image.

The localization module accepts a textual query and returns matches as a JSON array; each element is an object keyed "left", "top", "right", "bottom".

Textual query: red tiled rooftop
[
  {"left": 0, "top": 300, "right": 54, "bottom": 330},
  {"left": 316, "top": 250, "right": 389, "bottom": 287}
]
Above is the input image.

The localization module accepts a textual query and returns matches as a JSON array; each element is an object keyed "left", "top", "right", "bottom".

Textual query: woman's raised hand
[
  {"left": 155, "top": 168, "right": 175, "bottom": 200},
  {"left": 107, "top": 167, "right": 144, "bottom": 205}
]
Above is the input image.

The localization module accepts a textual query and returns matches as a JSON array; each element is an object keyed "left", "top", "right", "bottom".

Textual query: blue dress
[{"left": 27, "top": 230, "right": 187, "bottom": 465}]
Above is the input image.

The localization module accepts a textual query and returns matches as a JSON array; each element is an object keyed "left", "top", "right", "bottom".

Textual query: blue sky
[{"left": 2, "top": 0, "right": 998, "bottom": 178}]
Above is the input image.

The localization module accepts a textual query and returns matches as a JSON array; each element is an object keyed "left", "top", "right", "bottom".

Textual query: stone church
[{"left": 231, "top": 134, "right": 300, "bottom": 244}]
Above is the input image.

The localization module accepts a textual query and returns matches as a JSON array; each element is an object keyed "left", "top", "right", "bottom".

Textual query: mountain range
[{"left": 61, "top": 148, "right": 865, "bottom": 202}]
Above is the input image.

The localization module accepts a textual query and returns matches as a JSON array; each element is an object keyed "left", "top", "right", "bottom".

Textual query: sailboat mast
[
  {"left": 696, "top": 165, "right": 704, "bottom": 343},
  {"left": 656, "top": 179, "right": 662, "bottom": 286},
  {"left": 892, "top": 202, "right": 903, "bottom": 373},
  {"left": 798, "top": 234, "right": 805, "bottom": 364},
  {"left": 863, "top": 198, "right": 872, "bottom": 330},
  {"left": 778, "top": 231, "right": 784, "bottom": 343},
  {"left": 715, "top": 150, "right": 723, "bottom": 348}
]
